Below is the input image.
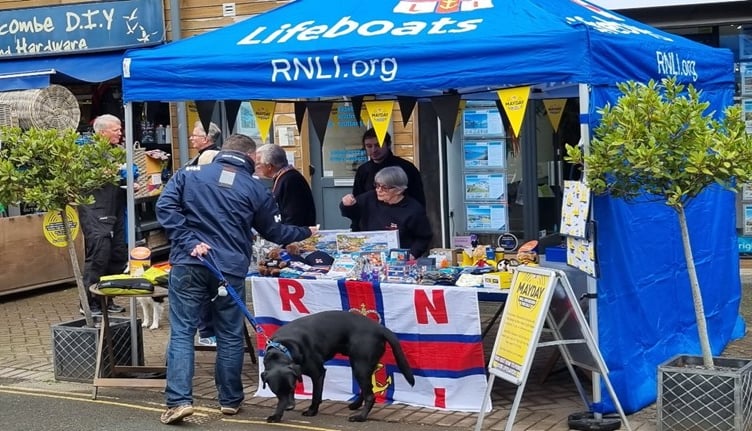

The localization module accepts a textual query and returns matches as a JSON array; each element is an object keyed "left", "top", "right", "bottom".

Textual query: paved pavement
[{"left": 1, "top": 268, "right": 751, "bottom": 430}]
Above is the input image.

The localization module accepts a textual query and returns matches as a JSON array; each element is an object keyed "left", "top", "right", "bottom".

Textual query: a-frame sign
[{"left": 474, "top": 265, "right": 632, "bottom": 431}]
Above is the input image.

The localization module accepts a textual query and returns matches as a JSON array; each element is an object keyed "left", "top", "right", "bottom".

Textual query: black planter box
[
  {"left": 51, "top": 316, "right": 144, "bottom": 383},
  {"left": 658, "top": 355, "right": 752, "bottom": 431}
]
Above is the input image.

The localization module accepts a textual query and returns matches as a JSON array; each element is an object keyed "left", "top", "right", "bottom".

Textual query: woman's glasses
[{"left": 374, "top": 182, "right": 395, "bottom": 191}]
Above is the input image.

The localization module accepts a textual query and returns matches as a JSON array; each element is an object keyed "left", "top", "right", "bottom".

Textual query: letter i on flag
[
  {"left": 365, "top": 100, "right": 394, "bottom": 147},
  {"left": 497, "top": 86, "right": 530, "bottom": 138},
  {"left": 250, "top": 100, "right": 276, "bottom": 143}
]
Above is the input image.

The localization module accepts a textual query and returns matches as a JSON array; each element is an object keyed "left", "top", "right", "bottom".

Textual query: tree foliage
[
  {"left": 566, "top": 78, "right": 752, "bottom": 208},
  {"left": 565, "top": 78, "right": 752, "bottom": 368},
  {"left": 0, "top": 126, "right": 123, "bottom": 211},
  {"left": 0, "top": 126, "right": 124, "bottom": 327}
]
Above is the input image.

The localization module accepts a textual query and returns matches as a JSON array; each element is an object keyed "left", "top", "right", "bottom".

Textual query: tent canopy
[
  {"left": 122, "top": 0, "right": 733, "bottom": 102},
  {"left": 120, "top": 0, "right": 740, "bottom": 416}
]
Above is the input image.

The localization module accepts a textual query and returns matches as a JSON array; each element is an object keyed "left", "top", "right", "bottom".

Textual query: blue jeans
[{"left": 165, "top": 264, "right": 246, "bottom": 408}]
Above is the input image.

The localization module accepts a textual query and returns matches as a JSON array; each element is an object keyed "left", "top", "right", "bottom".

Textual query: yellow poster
[
  {"left": 250, "top": 100, "right": 276, "bottom": 144},
  {"left": 490, "top": 269, "right": 552, "bottom": 384},
  {"left": 365, "top": 100, "right": 394, "bottom": 146},
  {"left": 497, "top": 86, "right": 530, "bottom": 138},
  {"left": 543, "top": 99, "right": 567, "bottom": 132},
  {"left": 42, "top": 206, "right": 80, "bottom": 248}
]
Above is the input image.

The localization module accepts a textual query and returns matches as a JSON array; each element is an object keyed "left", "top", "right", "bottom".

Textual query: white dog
[{"left": 138, "top": 297, "right": 166, "bottom": 330}]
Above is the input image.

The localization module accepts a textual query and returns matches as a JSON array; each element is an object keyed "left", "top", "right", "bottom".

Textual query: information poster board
[
  {"left": 459, "top": 103, "right": 509, "bottom": 233},
  {"left": 466, "top": 204, "right": 508, "bottom": 232},
  {"left": 489, "top": 267, "right": 557, "bottom": 385}
]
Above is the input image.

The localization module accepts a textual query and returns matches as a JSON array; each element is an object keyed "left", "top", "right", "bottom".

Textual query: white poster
[
  {"left": 742, "top": 63, "right": 752, "bottom": 97},
  {"left": 465, "top": 174, "right": 507, "bottom": 202},
  {"left": 463, "top": 140, "right": 506, "bottom": 168},
  {"left": 560, "top": 181, "right": 591, "bottom": 239},
  {"left": 466, "top": 204, "right": 508, "bottom": 232},
  {"left": 566, "top": 236, "right": 598, "bottom": 277},
  {"left": 463, "top": 108, "right": 504, "bottom": 136}
]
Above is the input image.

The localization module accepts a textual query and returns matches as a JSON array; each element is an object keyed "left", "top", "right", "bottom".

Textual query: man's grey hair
[
  {"left": 374, "top": 166, "right": 408, "bottom": 192},
  {"left": 92, "top": 114, "right": 121, "bottom": 133},
  {"left": 256, "top": 143, "right": 289, "bottom": 169},
  {"left": 194, "top": 120, "right": 221, "bottom": 143}
]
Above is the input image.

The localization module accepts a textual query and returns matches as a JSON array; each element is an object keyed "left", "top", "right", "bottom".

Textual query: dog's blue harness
[{"left": 265, "top": 340, "right": 293, "bottom": 361}]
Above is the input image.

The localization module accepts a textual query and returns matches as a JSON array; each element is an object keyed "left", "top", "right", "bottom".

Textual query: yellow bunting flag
[
  {"left": 364, "top": 100, "right": 394, "bottom": 146},
  {"left": 360, "top": 104, "right": 370, "bottom": 127},
  {"left": 497, "top": 87, "right": 530, "bottom": 138},
  {"left": 543, "top": 99, "right": 567, "bottom": 133},
  {"left": 250, "top": 100, "right": 276, "bottom": 143},
  {"left": 455, "top": 100, "right": 468, "bottom": 130}
]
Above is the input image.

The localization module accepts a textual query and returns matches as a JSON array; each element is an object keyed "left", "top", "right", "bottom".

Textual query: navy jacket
[{"left": 157, "top": 150, "right": 311, "bottom": 278}]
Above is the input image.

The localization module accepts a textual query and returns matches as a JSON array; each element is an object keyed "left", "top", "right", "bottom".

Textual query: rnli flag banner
[
  {"left": 497, "top": 86, "right": 530, "bottom": 139},
  {"left": 251, "top": 277, "right": 491, "bottom": 412}
]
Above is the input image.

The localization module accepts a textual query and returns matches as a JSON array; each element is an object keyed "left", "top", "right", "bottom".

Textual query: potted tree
[
  {"left": 566, "top": 78, "right": 752, "bottom": 430},
  {"left": 0, "top": 126, "right": 139, "bottom": 381}
]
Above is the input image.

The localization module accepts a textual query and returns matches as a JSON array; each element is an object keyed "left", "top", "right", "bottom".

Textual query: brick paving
[{"left": 1, "top": 269, "right": 751, "bottom": 430}]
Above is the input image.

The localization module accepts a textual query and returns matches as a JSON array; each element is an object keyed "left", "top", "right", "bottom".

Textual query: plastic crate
[{"left": 51, "top": 316, "right": 143, "bottom": 383}]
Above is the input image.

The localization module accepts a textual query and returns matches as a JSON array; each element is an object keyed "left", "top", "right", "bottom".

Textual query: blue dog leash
[
  {"left": 195, "top": 253, "right": 293, "bottom": 361},
  {"left": 195, "top": 253, "right": 265, "bottom": 336}
]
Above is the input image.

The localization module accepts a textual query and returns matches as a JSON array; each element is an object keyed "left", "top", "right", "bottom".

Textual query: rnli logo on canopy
[{"left": 394, "top": 0, "right": 493, "bottom": 14}]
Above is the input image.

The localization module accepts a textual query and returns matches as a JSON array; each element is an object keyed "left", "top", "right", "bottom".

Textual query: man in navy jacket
[{"left": 156, "top": 134, "right": 316, "bottom": 424}]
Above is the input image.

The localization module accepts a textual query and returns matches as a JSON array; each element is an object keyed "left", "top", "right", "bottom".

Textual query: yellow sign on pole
[
  {"left": 42, "top": 206, "right": 80, "bottom": 248},
  {"left": 543, "top": 99, "right": 567, "bottom": 133},
  {"left": 364, "top": 100, "right": 394, "bottom": 146},
  {"left": 250, "top": 100, "right": 276, "bottom": 144},
  {"left": 497, "top": 86, "right": 530, "bottom": 138}
]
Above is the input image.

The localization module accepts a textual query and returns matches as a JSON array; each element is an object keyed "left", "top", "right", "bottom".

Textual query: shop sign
[{"left": 0, "top": 0, "right": 164, "bottom": 59}]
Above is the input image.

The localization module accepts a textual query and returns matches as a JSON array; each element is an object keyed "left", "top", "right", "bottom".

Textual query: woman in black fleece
[{"left": 340, "top": 166, "right": 432, "bottom": 259}]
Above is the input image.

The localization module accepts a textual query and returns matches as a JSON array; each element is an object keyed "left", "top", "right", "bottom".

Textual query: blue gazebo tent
[{"left": 120, "top": 0, "right": 739, "bottom": 414}]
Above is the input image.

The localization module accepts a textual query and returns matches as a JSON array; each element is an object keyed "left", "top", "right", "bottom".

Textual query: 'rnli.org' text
[{"left": 271, "top": 55, "right": 397, "bottom": 83}]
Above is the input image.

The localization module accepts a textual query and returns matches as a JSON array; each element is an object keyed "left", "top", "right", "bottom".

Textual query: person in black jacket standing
[
  {"left": 255, "top": 143, "right": 316, "bottom": 227},
  {"left": 350, "top": 128, "right": 425, "bottom": 231},
  {"left": 79, "top": 114, "right": 129, "bottom": 315},
  {"left": 341, "top": 166, "right": 432, "bottom": 259}
]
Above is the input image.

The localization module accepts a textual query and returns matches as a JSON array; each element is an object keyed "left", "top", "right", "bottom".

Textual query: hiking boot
[
  {"left": 220, "top": 405, "right": 240, "bottom": 415},
  {"left": 160, "top": 404, "right": 193, "bottom": 424}
]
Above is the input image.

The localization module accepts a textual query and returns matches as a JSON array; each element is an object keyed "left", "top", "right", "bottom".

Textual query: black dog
[{"left": 260, "top": 310, "right": 415, "bottom": 423}]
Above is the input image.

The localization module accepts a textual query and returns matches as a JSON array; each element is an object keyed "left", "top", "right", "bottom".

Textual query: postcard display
[{"left": 460, "top": 104, "right": 509, "bottom": 233}]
